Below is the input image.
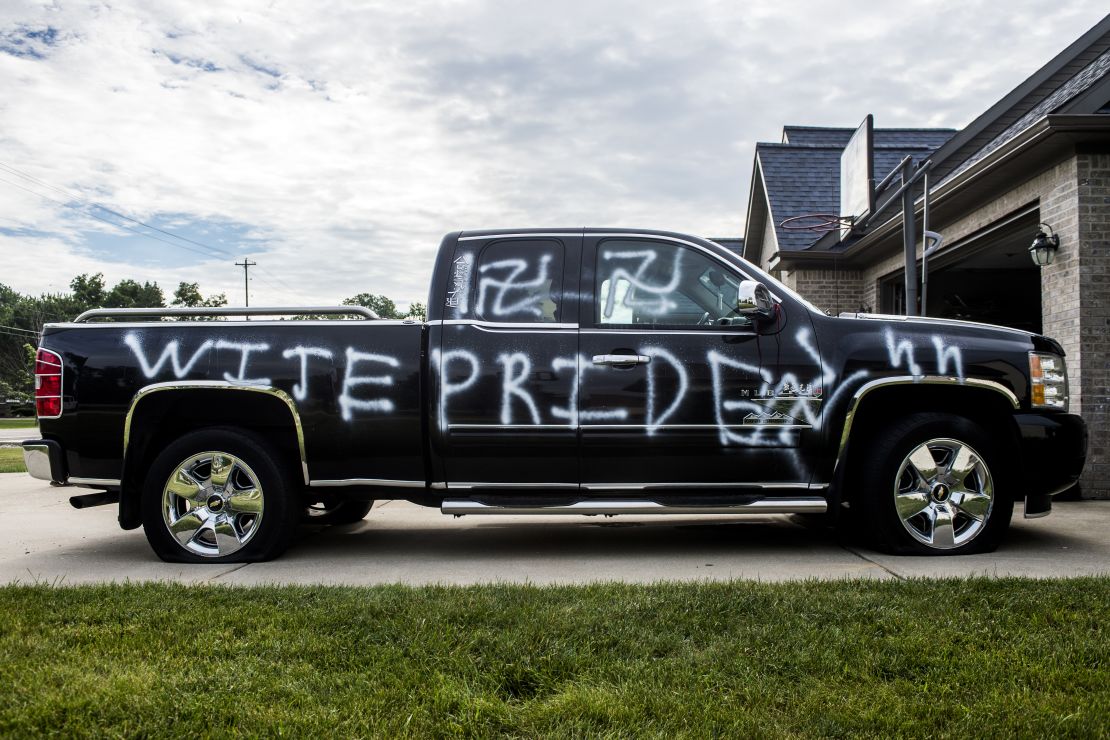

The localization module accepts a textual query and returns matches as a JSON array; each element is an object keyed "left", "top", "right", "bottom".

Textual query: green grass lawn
[
  {"left": 0, "top": 579, "right": 1106, "bottom": 736},
  {"left": 0, "top": 447, "right": 25, "bottom": 473},
  {"left": 0, "top": 418, "right": 35, "bottom": 429}
]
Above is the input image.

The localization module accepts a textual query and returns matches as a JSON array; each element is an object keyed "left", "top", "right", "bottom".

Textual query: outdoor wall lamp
[{"left": 1029, "top": 223, "right": 1060, "bottom": 266}]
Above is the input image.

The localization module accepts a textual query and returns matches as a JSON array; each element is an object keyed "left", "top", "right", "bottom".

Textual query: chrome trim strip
[
  {"left": 582, "top": 482, "right": 827, "bottom": 491},
  {"left": 446, "top": 482, "right": 579, "bottom": 490},
  {"left": 22, "top": 444, "right": 54, "bottom": 482},
  {"left": 430, "top": 482, "right": 448, "bottom": 490},
  {"left": 441, "top": 498, "right": 828, "bottom": 516},
  {"left": 446, "top": 423, "right": 810, "bottom": 431},
  {"left": 458, "top": 232, "right": 580, "bottom": 241},
  {"left": 69, "top": 477, "right": 121, "bottom": 488},
  {"left": 834, "top": 375, "right": 1020, "bottom": 475},
  {"left": 449, "top": 424, "right": 573, "bottom": 431},
  {"left": 74, "top": 305, "right": 378, "bottom": 322},
  {"left": 581, "top": 423, "right": 812, "bottom": 430},
  {"left": 45, "top": 320, "right": 416, "bottom": 329},
  {"left": 123, "top": 381, "right": 310, "bottom": 484},
  {"left": 310, "top": 478, "right": 425, "bottom": 488},
  {"left": 436, "top": 319, "right": 578, "bottom": 330},
  {"left": 581, "top": 328, "right": 758, "bottom": 336}
]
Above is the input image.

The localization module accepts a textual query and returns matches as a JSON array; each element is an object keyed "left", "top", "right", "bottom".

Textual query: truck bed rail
[{"left": 72, "top": 306, "right": 379, "bottom": 322}]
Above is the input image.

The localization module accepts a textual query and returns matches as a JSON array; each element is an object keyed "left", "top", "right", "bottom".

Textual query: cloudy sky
[{"left": 0, "top": 1, "right": 1104, "bottom": 309}]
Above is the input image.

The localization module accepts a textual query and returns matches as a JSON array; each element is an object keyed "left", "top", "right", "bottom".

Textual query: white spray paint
[
  {"left": 281, "top": 346, "right": 334, "bottom": 402},
  {"left": 932, "top": 335, "right": 964, "bottom": 380},
  {"left": 497, "top": 352, "right": 542, "bottom": 425},
  {"left": 550, "top": 355, "right": 629, "bottom": 426},
  {"left": 599, "top": 249, "right": 682, "bottom": 318},
  {"left": 215, "top": 340, "right": 271, "bottom": 385},
  {"left": 884, "top": 327, "right": 923, "bottom": 376},
  {"left": 643, "top": 347, "right": 688, "bottom": 435},
  {"left": 434, "top": 349, "right": 481, "bottom": 431},
  {"left": 124, "top": 332, "right": 213, "bottom": 379},
  {"left": 338, "top": 348, "right": 399, "bottom": 421},
  {"left": 476, "top": 255, "right": 553, "bottom": 318},
  {"left": 445, "top": 253, "right": 474, "bottom": 313}
]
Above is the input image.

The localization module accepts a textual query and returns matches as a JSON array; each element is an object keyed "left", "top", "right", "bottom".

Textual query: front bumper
[{"left": 1015, "top": 412, "right": 1087, "bottom": 517}]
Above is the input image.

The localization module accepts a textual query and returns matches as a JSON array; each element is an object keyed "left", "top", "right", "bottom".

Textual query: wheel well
[
  {"left": 836, "top": 384, "right": 1021, "bottom": 507},
  {"left": 119, "top": 389, "right": 305, "bottom": 529}
]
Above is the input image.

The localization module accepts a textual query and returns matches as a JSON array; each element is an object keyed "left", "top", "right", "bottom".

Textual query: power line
[
  {"left": 0, "top": 162, "right": 300, "bottom": 300},
  {"left": 0, "top": 176, "right": 224, "bottom": 261},
  {"left": 0, "top": 160, "right": 235, "bottom": 260},
  {"left": 0, "top": 323, "right": 39, "bottom": 335}
]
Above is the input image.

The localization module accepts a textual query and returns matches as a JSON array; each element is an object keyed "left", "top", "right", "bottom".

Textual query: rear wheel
[
  {"left": 858, "top": 413, "right": 1013, "bottom": 555},
  {"left": 141, "top": 428, "right": 300, "bottom": 563},
  {"left": 303, "top": 497, "right": 374, "bottom": 525}
]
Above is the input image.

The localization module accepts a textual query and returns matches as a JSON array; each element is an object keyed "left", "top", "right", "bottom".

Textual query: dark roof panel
[{"left": 783, "top": 126, "right": 954, "bottom": 150}]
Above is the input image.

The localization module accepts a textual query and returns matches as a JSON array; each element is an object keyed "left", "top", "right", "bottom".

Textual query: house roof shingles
[{"left": 757, "top": 128, "right": 955, "bottom": 252}]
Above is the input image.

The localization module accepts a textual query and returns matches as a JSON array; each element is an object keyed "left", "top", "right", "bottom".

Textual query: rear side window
[{"left": 474, "top": 239, "right": 564, "bottom": 323}]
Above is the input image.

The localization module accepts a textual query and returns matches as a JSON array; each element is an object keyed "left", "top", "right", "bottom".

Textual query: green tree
[
  {"left": 172, "top": 282, "right": 228, "bottom": 308},
  {"left": 69, "top": 273, "right": 106, "bottom": 306},
  {"left": 404, "top": 301, "right": 427, "bottom": 321},
  {"left": 343, "top": 293, "right": 402, "bottom": 319},
  {"left": 105, "top": 279, "right": 164, "bottom": 309}
]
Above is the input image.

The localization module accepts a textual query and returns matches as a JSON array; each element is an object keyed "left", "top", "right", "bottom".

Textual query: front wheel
[
  {"left": 141, "top": 428, "right": 300, "bottom": 563},
  {"left": 858, "top": 413, "right": 1013, "bottom": 555}
]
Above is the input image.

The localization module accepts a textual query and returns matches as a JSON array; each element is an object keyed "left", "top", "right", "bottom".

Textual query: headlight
[{"left": 1029, "top": 352, "right": 1068, "bottom": 411}]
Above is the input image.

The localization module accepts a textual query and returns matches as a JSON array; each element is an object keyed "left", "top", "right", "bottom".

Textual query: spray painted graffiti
[
  {"left": 476, "top": 254, "right": 554, "bottom": 319},
  {"left": 884, "top": 327, "right": 965, "bottom": 381},
  {"left": 281, "top": 346, "right": 334, "bottom": 402},
  {"left": 123, "top": 324, "right": 971, "bottom": 438},
  {"left": 338, "top": 349, "right": 399, "bottom": 421},
  {"left": 599, "top": 249, "right": 683, "bottom": 319}
]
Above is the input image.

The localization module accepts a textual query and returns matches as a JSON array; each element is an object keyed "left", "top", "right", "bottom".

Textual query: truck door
[
  {"left": 432, "top": 232, "right": 582, "bottom": 490},
  {"left": 576, "top": 234, "right": 823, "bottom": 491}
]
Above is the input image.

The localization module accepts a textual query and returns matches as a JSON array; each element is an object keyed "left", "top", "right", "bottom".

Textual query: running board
[{"left": 440, "top": 498, "right": 827, "bottom": 516}]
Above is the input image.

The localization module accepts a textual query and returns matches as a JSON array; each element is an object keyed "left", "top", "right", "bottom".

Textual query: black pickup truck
[{"left": 22, "top": 228, "right": 1086, "bottom": 562}]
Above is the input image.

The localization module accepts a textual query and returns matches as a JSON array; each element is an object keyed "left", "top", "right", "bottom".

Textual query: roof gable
[{"left": 751, "top": 127, "right": 953, "bottom": 253}]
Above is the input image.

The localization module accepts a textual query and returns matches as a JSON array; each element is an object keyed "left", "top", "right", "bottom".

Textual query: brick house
[{"left": 740, "top": 15, "right": 1110, "bottom": 497}]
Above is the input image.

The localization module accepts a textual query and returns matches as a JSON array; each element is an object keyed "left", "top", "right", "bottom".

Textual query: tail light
[{"left": 34, "top": 348, "right": 63, "bottom": 419}]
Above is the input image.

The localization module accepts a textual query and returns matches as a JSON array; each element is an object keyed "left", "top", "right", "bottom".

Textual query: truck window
[
  {"left": 474, "top": 239, "right": 564, "bottom": 323},
  {"left": 595, "top": 240, "right": 751, "bottom": 328}
]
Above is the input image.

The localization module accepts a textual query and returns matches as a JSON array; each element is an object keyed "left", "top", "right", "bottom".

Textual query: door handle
[{"left": 592, "top": 354, "right": 651, "bottom": 366}]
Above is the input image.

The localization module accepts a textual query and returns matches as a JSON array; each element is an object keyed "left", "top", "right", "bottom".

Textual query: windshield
[{"left": 713, "top": 242, "right": 824, "bottom": 315}]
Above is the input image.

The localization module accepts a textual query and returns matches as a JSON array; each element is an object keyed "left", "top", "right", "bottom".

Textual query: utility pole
[{"left": 235, "top": 258, "right": 256, "bottom": 307}]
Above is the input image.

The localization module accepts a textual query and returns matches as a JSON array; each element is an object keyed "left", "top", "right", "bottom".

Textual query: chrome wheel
[
  {"left": 893, "top": 438, "right": 994, "bottom": 550},
  {"left": 162, "top": 452, "right": 264, "bottom": 558}
]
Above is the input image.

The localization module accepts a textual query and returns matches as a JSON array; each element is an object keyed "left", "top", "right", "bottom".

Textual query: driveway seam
[
  {"left": 840, "top": 544, "right": 903, "bottom": 580},
  {"left": 209, "top": 563, "right": 249, "bottom": 582}
]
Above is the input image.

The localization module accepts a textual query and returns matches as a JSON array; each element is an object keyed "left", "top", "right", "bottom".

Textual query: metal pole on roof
[{"left": 901, "top": 160, "right": 918, "bottom": 316}]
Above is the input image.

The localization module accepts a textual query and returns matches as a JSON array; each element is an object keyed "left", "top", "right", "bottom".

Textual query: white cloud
[{"left": 0, "top": 0, "right": 1104, "bottom": 308}]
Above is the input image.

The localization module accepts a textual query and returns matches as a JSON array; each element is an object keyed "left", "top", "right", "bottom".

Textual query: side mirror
[{"left": 735, "top": 280, "right": 775, "bottom": 323}]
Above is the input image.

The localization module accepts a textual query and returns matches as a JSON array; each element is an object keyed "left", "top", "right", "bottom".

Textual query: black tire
[
  {"left": 857, "top": 412, "right": 1013, "bottom": 555},
  {"left": 141, "top": 428, "right": 301, "bottom": 563},
  {"left": 303, "top": 498, "right": 374, "bottom": 525}
]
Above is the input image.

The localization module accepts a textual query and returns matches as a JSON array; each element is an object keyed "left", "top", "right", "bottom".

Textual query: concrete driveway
[
  {"left": 2, "top": 472, "right": 1108, "bottom": 586},
  {"left": 0, "top": 427, "right": 37, "bottom": 443}
]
